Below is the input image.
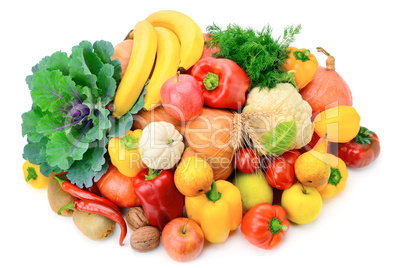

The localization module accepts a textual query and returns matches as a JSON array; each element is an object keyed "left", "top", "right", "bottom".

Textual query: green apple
[
  {"left": 281, "top": 183, "right": 322, "bottom": 224},
  {"left": 233, "top": 170, "right": 273, "bottom": 214}
]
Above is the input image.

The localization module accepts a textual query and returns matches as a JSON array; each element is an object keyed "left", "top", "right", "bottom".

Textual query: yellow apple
[{"left": 281, "top": 183, "right": 322, "bottom": 224}]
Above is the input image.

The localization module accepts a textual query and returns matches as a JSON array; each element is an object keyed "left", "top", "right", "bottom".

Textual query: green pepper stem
[
  {"left": 57, "top": 201, "right": 74, "bottom": 215},
  {"left": 328, "top": 168, "right": 342, "bottom": 186},
  {"left": 203, "top": 72, "right": 219, "bottom": 91},
  {"left": 145, "top": 169, "right": 162, "bottom": 181},
  {"left": 120, "top": 135, "right": 139, "bottom": 150},
  {"left": 293, "top": 50, "right": 311, "bottom": 62},
  {"left": 54, "top": 175, "right": 65, "bottom": 186},
  {"left": 206, "top": 180, "right": 222, "bottom": 202},
  {"left": 25, "top": 167, "right": 38, "bottom": 182},
  {"left": 355, "top": 127, "right": 374, "bottom": 144},
  {"left": 269, "top": 217, "right": 286, "bottom": 235}
]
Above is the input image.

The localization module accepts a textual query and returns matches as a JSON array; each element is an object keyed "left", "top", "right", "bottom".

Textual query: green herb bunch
[{"left": 207, "top": 23, "right": 302, "bottom": 89}]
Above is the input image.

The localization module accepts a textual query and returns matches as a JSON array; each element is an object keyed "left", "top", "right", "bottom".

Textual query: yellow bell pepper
[
  {"left": 316, "top": 157, "right": 348, "bottom": 199},
  {"left": 185, "top": 180, "right": 242, "bottom": 243},
  {"left": 108, "top": 129, "right": 146, "bottom": 177},
  {"left": 23, "top": 160, "right": 54, "bottom": 189},
  {"left": 314, "top": 105, "right": 361, "bottom": 143}
]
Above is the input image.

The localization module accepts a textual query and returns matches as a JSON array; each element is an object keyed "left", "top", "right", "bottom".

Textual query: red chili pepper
[
  {"left": 133, "top": 169, "right": 184, "bottom": 231},
  {"left": 58, "top": 199, "right": 127, "bottom": 246},
  {"left": 334, "top": 126, "right": 381, "bottom": 168},
  {"left": 191, "top": 57, "right": 250, "bottom": 110},
  {"left": 241, "top": 202, "right": 289, "bottom": 250},
  {"left": 54, "top": 176, "right": 121, "bottom": 214}
]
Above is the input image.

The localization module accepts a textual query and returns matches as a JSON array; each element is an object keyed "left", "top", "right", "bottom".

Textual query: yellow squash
[
  {"left": 108, "top": 129, "right": 146, "bottom": 177},
  {"left": 23, "top": 160, "right": 54, "bottom": 189},
  {"left": 316, "top": 157, "right": 348, "bottom": 199},
  {"left": 113, "top": 20, "right": 157, "bottom": 119},
  {"left": 314, "top": 105, "right": 360, "bottom": 143}
]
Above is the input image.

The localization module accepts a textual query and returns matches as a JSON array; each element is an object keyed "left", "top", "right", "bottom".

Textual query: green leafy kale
[
  {"left": 206, "top": 23, "right": 301, "bottom": 89},
  {"left": 21, "top": 40, "right": 143, "bottom": 188}
]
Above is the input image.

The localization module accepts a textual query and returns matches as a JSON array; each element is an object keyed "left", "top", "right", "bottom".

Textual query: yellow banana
[
  {"left": 113, "top": 20, "right": 157, "bottom": 119},
  {"left": 143, "top": 27, "right": 181, "bottom": 111},
  {"left": 146, "top": 10, "right": 204, "bottom": 71}
]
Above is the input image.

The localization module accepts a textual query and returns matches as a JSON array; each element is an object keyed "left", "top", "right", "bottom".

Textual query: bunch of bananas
[{"left": 113, "top": 10, "right": 204, "bottom": 118}]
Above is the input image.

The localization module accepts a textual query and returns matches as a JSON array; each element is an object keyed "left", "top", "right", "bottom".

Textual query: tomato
[
  {"left": 83, "top": 182, "right": 101, "bottom": 196},
  {"left": 235, "top": 148, "right": 260, "bottom": 173},
  {"left": 96, "top": 164, "right": 141, "bottom": 208},
  {"left": 278, "top": 149, "right": 301, "bottom": 166},
  {"left": 265, "top": 159, "right": 296, "bottom": 190},
  {"left": 334, "top": 126, "right": 380, "bottom": 168}
]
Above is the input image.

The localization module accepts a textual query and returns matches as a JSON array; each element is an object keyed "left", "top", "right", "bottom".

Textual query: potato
[
  {"left": 47, "top": 177, "right": 75, "bottom": 216},
  {"left": 73, "top": 211, "right": 116, "bottom": 241}
]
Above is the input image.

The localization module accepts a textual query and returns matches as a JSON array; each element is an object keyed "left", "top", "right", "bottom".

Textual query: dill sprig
[{"left": 206, "top": 23, "right": 302, "bottom": 89}]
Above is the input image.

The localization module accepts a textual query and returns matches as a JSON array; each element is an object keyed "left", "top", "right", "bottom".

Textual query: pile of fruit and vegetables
[{"left": 21, "top": 10, "right": 381, "bottom": 262}]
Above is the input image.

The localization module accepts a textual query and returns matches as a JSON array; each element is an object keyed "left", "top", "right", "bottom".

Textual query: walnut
[
  {"left": 130, "top": 226, "right": 160, "bottom": 253},
  {"left": 126, "top": 207, "right": 150, "bottom": 231}
]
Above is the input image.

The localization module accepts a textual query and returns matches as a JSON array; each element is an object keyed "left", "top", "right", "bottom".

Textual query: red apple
[
  {"left": 160, "top": 73, "right": 204, "bottom": 121},
  {"left": 161, "top": 217, "right": 204, "bottom": 262}
]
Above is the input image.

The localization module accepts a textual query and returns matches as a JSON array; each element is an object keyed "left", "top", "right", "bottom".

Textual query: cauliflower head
[{"left": 242, "top": 83, "right": 314, "bottom": 154}]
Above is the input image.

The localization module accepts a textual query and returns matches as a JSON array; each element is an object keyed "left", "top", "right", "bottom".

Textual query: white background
[{"left": 2, "top": 0, "right": 401, "bottom": 267}]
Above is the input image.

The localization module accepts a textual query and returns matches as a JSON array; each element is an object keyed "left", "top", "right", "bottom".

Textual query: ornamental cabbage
[{"left": 21, "top": 40, "right": 145, "bottom": 188}]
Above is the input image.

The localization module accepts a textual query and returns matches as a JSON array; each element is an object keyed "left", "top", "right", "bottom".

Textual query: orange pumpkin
[
  {"left": 111, "top": 40, "right": 133, "bottom": 78},
  {"left": 300, "top": 47, "right": 352, "bottom": 118},
  {"left": 133, "top": 106, "right": 235, "bottom": 180},
  {"left": 183, "top": 107, "right": 235, "bottom": 180}
]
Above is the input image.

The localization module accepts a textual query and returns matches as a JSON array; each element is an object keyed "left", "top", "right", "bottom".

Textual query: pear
[
  {"left": 295, "top": 135, "right": 333, "bottom": 187},
  {"left": 233, "top": 170, "right": 273, "bottom": 214}
]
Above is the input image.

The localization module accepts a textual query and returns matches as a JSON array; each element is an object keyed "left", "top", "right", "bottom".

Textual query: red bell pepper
[
  {"left": 241, "top": 202, "right": 289, "bottom": 250},
  {"left": 191, "top": 57, "right": 250, "bottom": 110},
  {"left": 133, "top": 169, "right": 184, "bottom": 231},
  {"left": 334, "top": 126, "right": 380, "bottom": 168}
]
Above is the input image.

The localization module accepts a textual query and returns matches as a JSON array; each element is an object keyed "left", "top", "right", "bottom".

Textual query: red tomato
[
  {"left": 235, "top": 148, "right": 260, "bottom": 173},
  {"left": 278, "top": 149, "right": 301, "bottom": 166},
  {"left": 96, "top": 164, "right": 141, "bottom": 208},
  {"left": 265, "top": 159, "right": 296, "bottom": 190}
]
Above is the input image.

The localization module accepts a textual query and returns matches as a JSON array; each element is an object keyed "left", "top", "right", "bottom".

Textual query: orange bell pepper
[
  {"left": 282, "top": 47, "right": 318, "bottom": 89},
  {"left": 185, "top": 180, "right": 242, "bottom": 243}
]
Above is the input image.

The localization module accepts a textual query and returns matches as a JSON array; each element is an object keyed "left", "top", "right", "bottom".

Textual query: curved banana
[
  {"left": 113, "top": 20, "right": 157, "bottom": 119},
  {"left": 146, "top": 10, "right": 203, "bottom": 71},
  {"left": 143, "top": 27, "right": 181, "bottom": 111}
]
